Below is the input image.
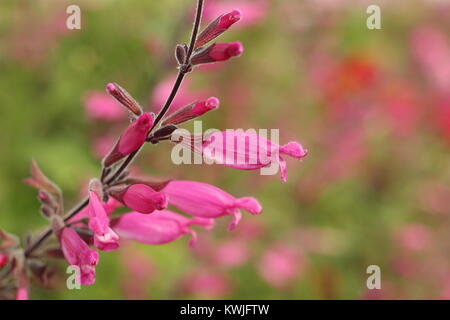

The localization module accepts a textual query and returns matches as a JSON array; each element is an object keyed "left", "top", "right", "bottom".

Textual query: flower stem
[{"left": 24, "top": 0, "right": 205, "bottom": 258}]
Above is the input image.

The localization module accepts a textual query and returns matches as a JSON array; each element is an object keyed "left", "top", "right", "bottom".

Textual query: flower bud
[
  {"left": 103, "top": 112, "right": 154, "bottom": 167},
  {"left": 191, "top": 42, "right": 244, "bottom": 65},
  {"left": 106, "top": 83, "right": 143, "bottom": 116},
  {"left": 162, "top": 97, "right": 220, "bottom": 126},
  {"left": 109, "top": 184, "right": 168, "bottom": 214},
  {"left": 195, "top": 10, "right": 242, "bottom": 49},
  {"left": 175, "top": 44, "right": 188, "bottom": 65}
]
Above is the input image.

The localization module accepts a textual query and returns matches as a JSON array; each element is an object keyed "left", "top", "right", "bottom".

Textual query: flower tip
[
  {"left": 229, "top": 42, "right": 244, "bottom": 57},
  {"left": 206, "top": 97, "right": 220, "bottom": 110},
  {"left": 106, "top": 83, "right": 116, "bottom": 93},
  {"left": 137, "top": 112, "right": 153, "bottom": 126},
  {"left": 227, "top": 9, "right": 242, "bottom": 24},
  {"left": 280, "top": 141, "right": 307, "bottom": 159}
]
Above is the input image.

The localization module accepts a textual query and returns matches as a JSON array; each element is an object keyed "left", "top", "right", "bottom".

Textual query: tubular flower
[
  {"left": 195, "top": 10, "right": 242, "bottom": 48},
  {"left": 112, "top": 210, "right": 214, "bottom": 247},
  {"left": 172, "top": 130, "right": 307, "bottom": 182},
  {"left": 87, "top": 191, "right": 120, "bottom": 251},
  {"left": 162, "top": 97, "right": 220, "bottom": 126},
  {"left": 109, "top": 184, "right": 168, "bottom": 214},
  {"left": 58, "top": 227, "right": 99, "bottom": 285},
  {"left": 163, "top": 180, "right": 262, "bottom": 230},
  {"left": 191, "top": 42, "right": 244, "bottom": 65}
]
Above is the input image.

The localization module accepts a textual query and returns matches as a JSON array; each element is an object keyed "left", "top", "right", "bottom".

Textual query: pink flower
[
  {"left": 213, "top": 239, "right": 249, "bottom": 268},
  {"left": 70, "top": 197, "right": 121, "bottom": 222},
  {"left": 172, "top": 130, "right": 307, "bottom": 182},
  {"left": 87, "top": 191, "right": 120, "bottom": 251},
  {"left": 395, "top": 224, "right": 432, "bottom": 251},
  {"left": 15, "top": 287, "right": 28, "bottom": 300},
  {"left": 203, "top": 0, "right": 268, "bottom": 27},
  {"left": 112, "top": 210, "right": 214, "bottom": 247},
  {"left": 110, "top": 184, "right": 168, "bottom": 214},
  {"left": 410, "top": 26, "right": 450, "bottom": 92},
  {"left": 58, "top": 227, "right": 99, "bottom": 285},
  {"left": 257, "top": 244, "right": 304, "bottom": 289},
  {"left": 195, "top": 10, "right": 242, "bottom": 48},
  {"left": 0, "top": 253, "right": 8, "bottom": 269},
  {"left": 191, "top": 42, "right": 244, "bottom": 65},
  {"left": 163, "top": 180, "right": 262, "bottom": 230},
  {"left": 162, "top": 97, "right": 220, "bottom": 126},
  {"left": 103, "top": 112, "right": 154, "bottom": 167},
  {"left": 83, "top": 91, "right": 125, "bottom": 121},
  {"left": 179, "top": 269, "right": 232, "bottom": 298}
]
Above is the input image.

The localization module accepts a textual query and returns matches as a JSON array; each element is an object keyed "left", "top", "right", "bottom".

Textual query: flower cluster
[{"left": 0, "top": 0, "right": 306, "bottom": 300}]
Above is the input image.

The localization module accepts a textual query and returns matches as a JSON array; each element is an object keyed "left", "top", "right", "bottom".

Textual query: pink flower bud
[
  {"left": 112, "top": 210, "right": 214, "bottom": 247},
  {"left": 163, "top": 180, "right": 262, "bottom": 230},
  {"left": 0, "top": 253, "right": 8, "bottom": 269},
  {"left": 191, "top": 42, "right": 244, "bottom": 65},
  {"left": 58, "top": 227, "right": 99, "bottom": 285},
  {"left": 87, "top": 190, "right": 120, "bottom": 251},
  {"left": 110, "top": 184, "right": 168, "bottom": 214},
  {"left": 103, "top": 112, "right": 154, "bottom": 167},
  {"left": 162, "top": 97, "right": 220, "bottom": 125},
  {"left": 106, "top": 82, "right": 143, "bottom": 116},
  {"left": 195, "top": 10, "right": 242, "bottom": 49}
]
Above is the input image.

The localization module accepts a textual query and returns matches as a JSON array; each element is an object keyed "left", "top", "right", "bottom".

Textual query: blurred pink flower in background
[
  {"left": 395, "top": 224, "right": 432, "bottom": 252},
  {"left": 83, "top": 91, "right": 126, "bottom": 122},
  {"left": 410, "top": 26, "right": 450, "bottom": 92},
  {"left": 151, "top": 74, "right": 210, "bottom": 114},
  {"left": 179, "top": 269, "right": 232, "bottom": 298},
  {"left": 91, "top": 135, "right": 116, "bottom": 159},
  {"left": 257, "top": 244, "right": 304, "bottom": 289},
  {"left": 203, "top": 0, "right": 268, "bottom": 27},
  {"left": 120, "top": 244, "right": 156, "bottom": 299},
  {"left": 418, "top": 182, "right": 450, "bottom": 215},
  {"left": 213, "top": 239, "right": 250, "bottom": 269}
]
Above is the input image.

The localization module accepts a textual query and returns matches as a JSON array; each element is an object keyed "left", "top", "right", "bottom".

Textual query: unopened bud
[
  {"left": 162, "top": 97, "right": 220, "bottom": 125},
  {"left": 106, "top": 83, "right": 143, "bottom": 116},
  {"left": 175, "top": 44, "right": 188, "bottom": 65},
  {"left": 195, "top": 10, "right": 242, "bottom": 49},
  {"left": 191, "top": 42, "right": 244, "bottom": 65}
]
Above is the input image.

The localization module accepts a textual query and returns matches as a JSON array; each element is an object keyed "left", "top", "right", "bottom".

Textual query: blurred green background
[{"left": 1, "top": 0, "right": 450, "bottom": 299}]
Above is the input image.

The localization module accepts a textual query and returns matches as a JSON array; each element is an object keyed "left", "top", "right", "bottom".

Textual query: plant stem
[{"left": 24, "top": 0, "right": 205, "bottom": 258}]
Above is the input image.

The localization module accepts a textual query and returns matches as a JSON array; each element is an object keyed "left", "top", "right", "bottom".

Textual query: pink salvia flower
[
  {"left": 110, "top": 184, "right": 168, "bottom": 214},
  {"left": 172, "top": 130, "right": 307, "bottom": 182},
  {"left": 103, "top": 112, "right": 154, "bottom": 167},
  {"left": 162, "top": 97, "right": 220, "bottom": 125},
  {"left": 163, "top": 180, "right": 262, "bottom": 230},
  {"left": 191, "top": 42, "right": 244, "bottom": 65},
  {"left": 195, "top": 10, "right": 242, "bottom": 49},
  {"left": 112, "top": 210, "right": 214, "bottom": 247},
  {"left": 87, "top": 191, "right": 120, "bottom": 251},
  {"left": 58, "top": 227, "right": 99, "bottom": 285}
]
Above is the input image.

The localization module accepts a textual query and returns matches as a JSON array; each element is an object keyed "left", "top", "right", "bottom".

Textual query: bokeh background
[{"left": 1, "top": 0, "right": 450, "bottom": 299}]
